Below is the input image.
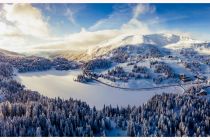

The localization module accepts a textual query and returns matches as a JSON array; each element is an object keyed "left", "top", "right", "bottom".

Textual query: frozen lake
[{"left": 16, "top": 70, "right": 184, "bottom": 109}]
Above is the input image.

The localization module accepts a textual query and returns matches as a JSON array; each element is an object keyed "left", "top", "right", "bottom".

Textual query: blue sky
[
  {"left": 32, "top": 3, "right": 210, "bottom": 38},
  {"left": 0, "top": 3, "right": 210, "bottom": 51},
  {"left": 33, "top": 4, "right": 133, "bottom": 35}
]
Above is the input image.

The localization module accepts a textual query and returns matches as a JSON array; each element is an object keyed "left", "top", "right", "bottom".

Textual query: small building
[{"left": 179, "top": 74, "right": 192, "bottom": 82}]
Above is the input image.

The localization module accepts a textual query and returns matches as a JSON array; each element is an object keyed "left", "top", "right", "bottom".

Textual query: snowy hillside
[
  {"left": 0, "top": 48, "right": 23, "bottom": 57},
  {"left": 143, "top": 33, "right": 181, "bottom": 46},
  {"left": 74, "top": 33, "right": 210, "bottom": 90},
  {"left": 85, "top": 33, "right": 210, "bottom": 61},
  {"left": 88, "top": 33, "right": 182, "bottom": 58},
  {"left": 46, "top": 33, "right": 209, "bottom": 61}
]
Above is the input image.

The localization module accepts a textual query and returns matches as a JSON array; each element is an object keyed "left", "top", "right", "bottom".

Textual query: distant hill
[
  {"left": 38, "top": 33, "right": 209, "bottom": 61},
  {"left": 0, "top": 48, "right": 23, "bottom": 57}
]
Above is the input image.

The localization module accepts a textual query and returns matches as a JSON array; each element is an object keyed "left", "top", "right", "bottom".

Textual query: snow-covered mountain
[
  {"left": 31, "top": 33, "right": 210, "bottom": 61},
  {"left": 84, "top": 33, "right": 207, "bottom": 60},
  {"left": 88, "top": 33, "right": 182, "bottom": 54},
  {"left": 143, "top": 33, "right": 189, "bottom": 46}
]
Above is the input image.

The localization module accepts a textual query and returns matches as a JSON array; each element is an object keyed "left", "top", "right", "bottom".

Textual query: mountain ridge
[{"left": 1, "top": 33, "right": 209, "bottom": 61}]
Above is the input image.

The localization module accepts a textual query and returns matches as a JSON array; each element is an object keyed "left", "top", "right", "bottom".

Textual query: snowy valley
[{"left": 0, "top": 33, "right": 209, "bottom": 136}]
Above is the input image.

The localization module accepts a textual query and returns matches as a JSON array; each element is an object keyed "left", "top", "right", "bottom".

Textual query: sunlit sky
[{"left": 0, "top": 3, "right": 210, "bottom": 52}]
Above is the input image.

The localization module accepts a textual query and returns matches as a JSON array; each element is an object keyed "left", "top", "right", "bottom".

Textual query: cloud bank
[
  {"left": 32, "top": 4, "right": 155, "bottom": 52},
  {"left": 0, "top": 3, "right": 201, "bottom": 53},
  {"left": 1, "top": 4, "right": 50, "bottom": 38},
  {"left": 0, "top": 3, "right": 52, "bottom": 51}
]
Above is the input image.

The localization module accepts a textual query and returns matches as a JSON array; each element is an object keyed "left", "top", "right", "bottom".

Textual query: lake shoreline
[{"left": 16, "top": 69, "right": 183, "bottom": 109}]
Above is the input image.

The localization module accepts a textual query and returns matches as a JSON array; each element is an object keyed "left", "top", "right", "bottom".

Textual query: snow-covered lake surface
[{"left": 16, "top": 70, "right": 184, "bottom": 109}]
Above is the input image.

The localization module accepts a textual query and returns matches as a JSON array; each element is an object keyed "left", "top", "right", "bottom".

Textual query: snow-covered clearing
[{"left": 16, "top": 70, "right": 184, "bottom": 109}]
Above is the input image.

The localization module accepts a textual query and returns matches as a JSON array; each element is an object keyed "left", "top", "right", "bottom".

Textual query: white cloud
[
  {"left": 65, "top": 8, "right": 77, "bottom": 26},
  {"left": 32, "top": 28, "right": 122, "bottom": 51},
  {"left": 120, "top": 18, "right": 150, "bottom": 34},
  {"left": 31, "top": 4, "right": 155, "bottom": 52},
  {"left": 118, "top": 4, "right": 155, "bottom": 35},
  {"left": 0, "top": 3, "right": 52, "bottom": 51},
  {"left": 1, "top": 3, "right": 50, "bottom": 38},
  {"left": 90, "top": 4, "right": 154, "bottom": 34},
  {"left": 0, "top": 22, "right": 21, "bottom": 37},
  {"left": 133, "top": 4, "right": 155, "bottom": 19},
  {"left": 89, "top": 4, "right": 131, "bottom": 31},
  {"left": 89, "top": 18, "right": 111, "bottom": 31}
]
